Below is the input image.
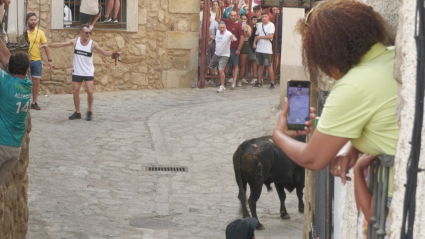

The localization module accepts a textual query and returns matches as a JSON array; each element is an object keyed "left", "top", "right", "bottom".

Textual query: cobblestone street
[{"left": 27, "top": 85, "right": 304, "bottom": 239}]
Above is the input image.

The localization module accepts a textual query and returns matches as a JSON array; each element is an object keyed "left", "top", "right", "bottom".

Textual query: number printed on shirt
[{"left": 16, "top": 102, "right": 29, "bottom": 113}]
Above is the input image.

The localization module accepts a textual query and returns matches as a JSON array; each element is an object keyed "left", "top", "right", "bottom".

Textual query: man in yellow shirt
[{"left": 27, "top": 12, "right": 53, "bottom": 110}]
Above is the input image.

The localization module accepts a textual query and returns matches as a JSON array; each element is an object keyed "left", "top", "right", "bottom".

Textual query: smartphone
[
  {"left": 287, "top": 80, "right": 311, "bottom": 130},
  {"left": 242, "top": 22, "right": 246, "bottom": 27}
]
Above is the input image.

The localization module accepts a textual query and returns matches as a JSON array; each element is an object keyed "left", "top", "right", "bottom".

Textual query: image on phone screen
[{"left": 287, "top": 83, "right": 310, "bottom": 129}]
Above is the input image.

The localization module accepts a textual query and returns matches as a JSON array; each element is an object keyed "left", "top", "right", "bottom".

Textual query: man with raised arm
[
  {"left": 0, "top": 39, "right": 32, "bottom": 192},
  {"left": 41, "top": 25, "right": 120, "bottom": 121}
]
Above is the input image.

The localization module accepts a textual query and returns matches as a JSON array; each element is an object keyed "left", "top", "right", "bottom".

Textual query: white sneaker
[
  {"left": 217, "top": 85, "right": 225, "bottom": 93},
  {"left": 250, "top": 78, "right": 257, "bottom": 84},
  {"left": 89, "top": 25, "right": 94, "bottom": 30},
  {"left": 242, "top": 78, "right": 248, "bottom": 84},
  {"left": 231, "top": 84, "right": 236, "bottom": 90},
  {"left": 206, "top": 80, "right": 213, "bottom": 85},
  {"left": 237, "top": 80, "right": 242, "bottom": 87},
  {"left": 227, "top": 78, "right": 233, "bottom": 83}
]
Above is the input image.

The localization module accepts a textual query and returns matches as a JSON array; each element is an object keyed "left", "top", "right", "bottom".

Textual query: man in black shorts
[
  {"left": 41, "top": 25, "right": 120, "bottom": 121},
  {"left": 80, "top": 0, "right": 102, "bottom": 30}
]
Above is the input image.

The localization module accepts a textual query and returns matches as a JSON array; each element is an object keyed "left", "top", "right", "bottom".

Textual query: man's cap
[{"left": 225, "top": 217, "right": 258, "bottom": 239}]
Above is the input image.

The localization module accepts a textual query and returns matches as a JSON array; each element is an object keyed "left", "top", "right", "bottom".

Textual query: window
[{"left": 63, "top": 0, "right": 127, "bottom": 30}]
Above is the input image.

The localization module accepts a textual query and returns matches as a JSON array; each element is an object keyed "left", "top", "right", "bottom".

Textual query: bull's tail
[{"left": 233, "top": 147, "right": 250, "bottom": 218}]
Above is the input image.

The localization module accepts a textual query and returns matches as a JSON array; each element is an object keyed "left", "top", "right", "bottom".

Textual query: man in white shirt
[
  {"left": 80, "top": 0, "right": 102, "bottom": 30},
  {"left": 253, "top": 11, "right": 275, "bottom": 89},
  {"left": 208, "top": 21, "right": 237, "bottom": 93}
]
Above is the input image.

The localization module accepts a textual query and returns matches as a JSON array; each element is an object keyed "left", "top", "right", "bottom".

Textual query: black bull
[{"left": 233, "top": 135, "right": 306, "bottom": 230}]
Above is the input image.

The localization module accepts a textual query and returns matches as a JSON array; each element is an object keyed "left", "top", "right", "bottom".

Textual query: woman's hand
[
  {"left": 330, "top": 145, "right": 359, "bottom": 185},
  {"left": 274, "top": 97, "right": 316, "bottom": 138},
  {"left": 354, "top": 154, "right": 376, "bottom": 172}
]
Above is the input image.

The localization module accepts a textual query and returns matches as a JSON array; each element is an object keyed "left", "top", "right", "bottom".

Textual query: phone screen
[
  {"left": 242, "top": 22, "right": 246, "bottom": 27},
  {"left": 287, "top": 81, "right": 311, "bottom": 130}
]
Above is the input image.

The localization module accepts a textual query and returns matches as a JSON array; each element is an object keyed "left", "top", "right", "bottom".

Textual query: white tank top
[{"left": 73, "top": 37, "right": 94, "bottom": 77}]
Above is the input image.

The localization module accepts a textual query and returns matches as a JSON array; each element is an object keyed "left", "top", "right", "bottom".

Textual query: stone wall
[
  {"left": 27, "top": 0, "right": 200, "bottom": 95},
  {"left": 390, "top": 0, "right": 425, "bottom": 238},
  {"left": 0, "top": 114, "right": 31, "bottom": 239}
]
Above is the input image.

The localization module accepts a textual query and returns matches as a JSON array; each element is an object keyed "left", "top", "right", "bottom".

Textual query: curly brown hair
[{"left": 296, "top": 0, "right": 385, "bottom": 79}]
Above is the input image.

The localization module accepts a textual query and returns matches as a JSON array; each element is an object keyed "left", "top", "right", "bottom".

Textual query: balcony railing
[{"left": 367, "top": 155, "right": 394, "bottom": 238}]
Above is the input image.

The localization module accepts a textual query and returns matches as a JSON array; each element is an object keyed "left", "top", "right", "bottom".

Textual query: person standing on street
[
  {"left": 208, "top": 21, "right": 237, "bottom": 93},
  {"left": 41, "top": 25, "right": 120, "bottom": 121},
  {"left": 27, "top": 12, "right": 53, "bottom": 111},
  {"left": 219, "top": 10, "right": 245, "bottom": 90},
  {"left": 253, "top": 11, "right": 275, "bottom": 89},
  {"left": 0, "top": 39, "right": 32, "bottom": 191},
  {"left": 80, "top": 0, "right": 102, "bottom": 30}
]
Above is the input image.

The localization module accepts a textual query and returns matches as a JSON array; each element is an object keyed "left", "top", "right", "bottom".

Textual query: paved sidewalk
[{"left": 27, "top": 85, "right": 304, "bottom": 239}]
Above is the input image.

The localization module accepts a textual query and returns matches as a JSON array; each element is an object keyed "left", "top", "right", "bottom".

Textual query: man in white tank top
[{"left": 41, "top": 25, "right": 120, "bottom": 121}]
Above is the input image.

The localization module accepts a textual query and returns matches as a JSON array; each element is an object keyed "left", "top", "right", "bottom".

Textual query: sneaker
[
  {"left": 250, "top": 78, "right": 257, "bottom": 84},
  {"left": 86, "top": 111, "right": 93, "bottom": 121},
  {"left": 104, "top": 17, "right": 112, "bottom": 23},
  {"left": 227, "top": 78, "right": 233, "bottom": 83},
  {"left": 31, "top": 102, "right": 41, "bottom": 110},
  {"left": 217, "top": 85, "right": 225, "bottom": 93},
  {"left": 69, "top": 112, "right": 82, "bottom": 120},
  {"left": 270, "top": 83, "right": 275, "bottom": 89},
  {"left": 112, "top": 18, "right": 118, "bottom": 23},
  {"left": 237, "top": 80, "right": 242, "bottom": 87},
  {"left": 231, "top": 84, "right": 236, "bottom": 90},
  {"left": 89, "top": 25, "right": 94, "bottom": 30},
  {"left": 253, "top": 82, "right": 262, "bottom": 87},
  {"left": 206, "top": 80, "right": 212, "bottom": 85},
  {"left": 242, "top": 78, "right": 248, "bottom": 84}
]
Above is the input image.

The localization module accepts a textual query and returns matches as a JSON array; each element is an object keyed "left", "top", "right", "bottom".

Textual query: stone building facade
[{"left": 27, "top": 0, "right": 200, "bottom": 95}]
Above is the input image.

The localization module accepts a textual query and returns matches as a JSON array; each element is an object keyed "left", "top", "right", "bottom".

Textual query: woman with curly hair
[{"left": 272, "top": 0, "right": 398, "bottom": 231}]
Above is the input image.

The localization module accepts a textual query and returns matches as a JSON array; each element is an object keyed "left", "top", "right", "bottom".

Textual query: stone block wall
[
  {"left": 0, "top": 114, "right": 31, "bottom": 239},
  {"left": 27, "top": 0, "right": 200, "bottom": 94}
]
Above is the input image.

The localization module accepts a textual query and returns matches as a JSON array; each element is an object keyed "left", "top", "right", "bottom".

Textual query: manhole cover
[
  {"left": 130, "top": 218, "right": 175, "bottom": 229},
  {"left": 146, "top": 166, "right": 188, "bottom": 172}
]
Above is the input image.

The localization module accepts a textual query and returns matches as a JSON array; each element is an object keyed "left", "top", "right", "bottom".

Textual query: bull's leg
[
  {"left": 239, "top": 180, "right": 250, "bottom": 218},
  {"left": 248, "top": 184, "right": 265, "bottom": 230},
  {"left": 296, "top": 185, "right": 304, "bottom": 213},
  {"left": 275, "top": 183, "right": 290, "bottom": 219}
]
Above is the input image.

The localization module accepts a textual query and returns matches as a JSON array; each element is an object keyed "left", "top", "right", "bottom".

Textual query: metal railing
[
  {"left": 64, "top": 0, "right": 127, "bottom": 29},
  {"left": 367, "top": 155, "right": 394, "bottom": 239}
]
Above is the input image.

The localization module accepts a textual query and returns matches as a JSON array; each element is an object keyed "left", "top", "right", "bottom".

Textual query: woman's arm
[
  {"left": 354, "top": 154, "right": 375, "bottom": 223},
  {"left": 246, "top": 25, "right": 252, "bottom": 38}
]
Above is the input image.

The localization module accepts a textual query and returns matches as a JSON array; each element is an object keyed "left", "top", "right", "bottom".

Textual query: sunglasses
[
  {"left": 82, "top": 31, "right": 91, "bottom": 35},
  {"left": 27, "top": 12, "right": 36, "bottom": 17},
  {"left": 304, "top": 3, "right": 322, "bottom": 26}
]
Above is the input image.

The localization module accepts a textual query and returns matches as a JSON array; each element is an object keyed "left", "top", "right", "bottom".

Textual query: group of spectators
[{"left": 200, "top": 0, "right": 282, "bottom": 93}]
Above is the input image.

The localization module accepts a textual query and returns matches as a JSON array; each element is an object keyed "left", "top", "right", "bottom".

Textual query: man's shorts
[
  {"left": 72, "top": 75, "right": 94, "bottom": 82},
  {"left": 208, "top": 54, "right": 229, "bottom": 70},
  {"left": 29, "top": 60, "right": 42, "bottom": 78},
  {"left": 256, "top": 52, "right": 272, "bottom": 67},
  {"left": 229, "top": 49, "right": 239, "bottom": 66},
  {"left": 79, "top": 6, "right": 102, "bottom": 24}
]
